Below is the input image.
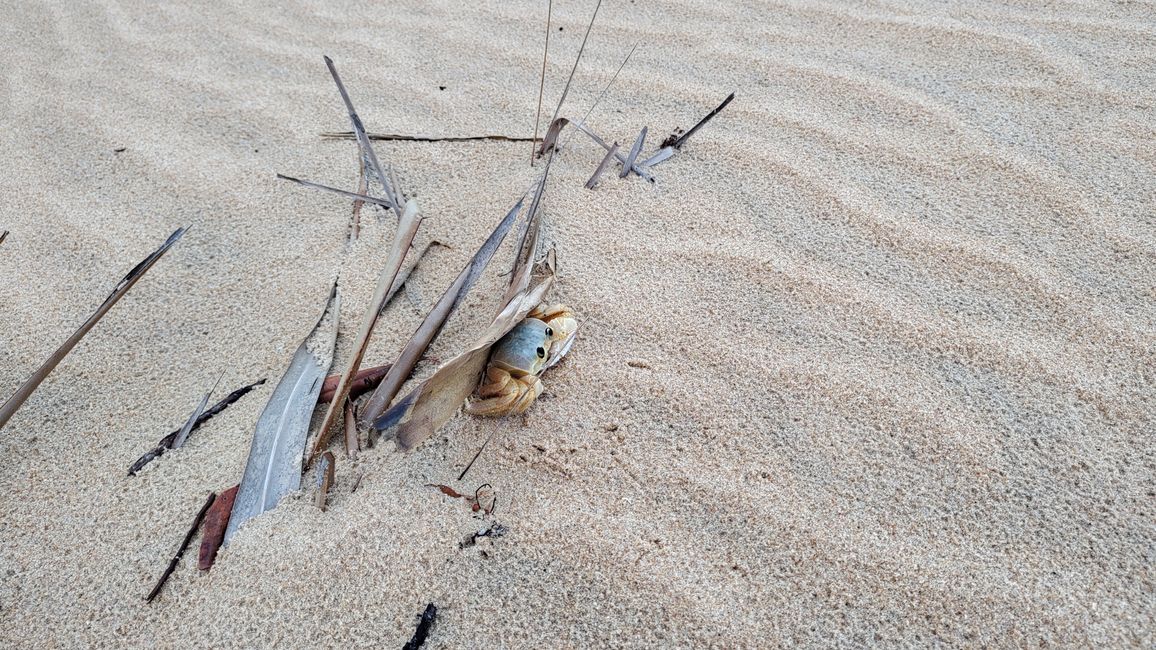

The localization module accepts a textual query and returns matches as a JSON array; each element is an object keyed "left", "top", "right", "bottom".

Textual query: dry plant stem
[
  {"left": 343, "top": 399, "right": 358, "bottom": 459},
  {"left": 314, "top": 451, "right": 335, "bottom": 511},
  {"left": 146, "top": 491, "right": 216, "bottom": 603},
  {"left": 620, "top": 126, "right": 648, "bottom": 178},
  {"left": 670, "top": 92, "right": 735, "bottom": 149},
  {"left": 640, "top": 146, "right": 675, "bottom": 168},
  {"left": 576, "top": 43, "right": 638, "bottom": 129},
  {"left": 586, "top": 142, "right": 619, "bottom": 189},
  {"left": 0, "top": 227, "right": 187, "bottom": 432},
  {"left": 277, "top": 174, "right": 395, "bottom": 210},
  {"left": 531, "top": 0, "right": 553, "bottom": 166},
  {"left": 0, "top": 231, "right": 7, "bottom": 246},
  {"left": 350, "top": 150, "right": 367, "bottom": 243},
  {"left": 360, "top": 197, "right": 526, "bottom": 427},
  {"left": 324, "top": 56, "right": 402, "bottom": 216},
  {"left": 458, "top": 428, "right": 498, "bottom": 481},
  {"left": 540, "top": 118, "right": 653, "bottom": 181},
  {"left": 544, "top": 0, "right": 604, "bottom": 138},
  {"left": 310, "top": 199, "right": 422, "bottom": 466},
  {"left": 323, "top": 132, "right": 537, "bottom": 143}
]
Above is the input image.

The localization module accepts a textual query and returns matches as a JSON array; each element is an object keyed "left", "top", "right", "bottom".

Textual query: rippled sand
[{"left": 1, "top": 1, "right": 1153, "bottom": 647}]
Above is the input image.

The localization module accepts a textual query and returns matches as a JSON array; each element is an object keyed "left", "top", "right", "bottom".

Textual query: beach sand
[{"left": 1, "top": 0, "right": 1153, "bottom": 646}]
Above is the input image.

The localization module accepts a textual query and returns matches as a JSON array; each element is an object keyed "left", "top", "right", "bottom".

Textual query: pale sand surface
[{"left": 1, "top": 0, "right": 1154, "bottom": 647}]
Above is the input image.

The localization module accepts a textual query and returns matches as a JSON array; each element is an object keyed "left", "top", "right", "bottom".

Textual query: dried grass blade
[
  {"left": 0, "top": 227, "right": 186, "bottom": 432},
  {"left": 540, "top": 118, "right": 653, "bottom": 182},
  {"left": 531, "top": 0, "right": 554, "bottom": 165},
  {"left": 314, "top": 451, "right": 335, "bottom": 511},
  {"left": 543, "top": 0, "right": 604, "bottom": 137},
  {"left": 224, "top": 283, "right": 340, "bottom": 545},
  {"left": 360, "top": 197, "right": 525, "bottom": 427},
  {"left": 350, "top": 150, "right": 367, "bottom": 244},
  {"left": 639, "top": 146, "right": 675, "bottom": 168},
  {"left": 309, "top": 199, "right": 422, "bottom": 465},
  {"left": 128, "top": 378, "right": 266, "bottom": 476},
  {"left": 670, "top": 92, "right": 735, "bottom": 150},
  {"left": 324, "top": 56, "right": 402, "bottom": 216},
  {"left": 0, "top": 231, "right": 7, "bottom": 246},
  {"left": 172, "top": 371, "right": 224, "bottom": 449},
  {"left": 322, "top": 132, "right": 537, "bottom": 143},
  {"left": 619, "top": 127, "right": 647, "bottom": 178},
  {"left": 147, "top": 491, "right": 216, "bottom": 603},
  {"left": 585, "top": 142, "right": 619, "bottom": 189},
  {"left": 277, "top": 174, "right": 395, "bottom": 210}
]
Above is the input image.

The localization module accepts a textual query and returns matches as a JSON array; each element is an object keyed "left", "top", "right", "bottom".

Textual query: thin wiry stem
[
  {"left": 542, "top": 0, "right": 603, "bottom": 147},
  {"left": 531, "top": 0, "right": 553, "bottom": 166},
  {"left": 576, "top": 43, "right": 637, "bottom": 129}
]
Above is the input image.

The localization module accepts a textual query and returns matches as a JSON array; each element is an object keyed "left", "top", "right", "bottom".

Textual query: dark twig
[
  {"left": 128, "top": 378, "right": 266, "bottom": 476},
  {"left": 667, "top": 92, "right": 735, "bottom": 150},
  {"left": 0, "top": 231, "right": 7, "bottom": 246},
  {"left": 402, "top": 603, "right": 438, "bottom": 650},
  {"left": 146, "top": 492, "right": 216, "bottom": 603},
  {"left": 531, "top": 0, "right": 554, "bottom": 166}
]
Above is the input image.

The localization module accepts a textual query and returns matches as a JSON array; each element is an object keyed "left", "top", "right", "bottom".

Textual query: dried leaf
[
  {"left": 0, "top": 227, "right": 187, "bottom": 432},
  {"left": 224, "top": 283, "right": 340, "bottom": 545},
  {"left": 198, "top": 484, "right": 238, "bottom": 571},
  {"left": 358, "top": 197, "right": 524, "bottom": 427},
  {"left": 314, "top": 451, "right": 335, "bottom": 511},
  {"left": 310, "top": 199, "right": 422, "bottom": 465},
  {"left": 147, "top": 491, "right": 216, "bottom": 603},
  {"left": 128, "top": 378, "right": 266, "bottom": 477},
  {"left": 619, "top": 127, "right": 648, "bottom": 179}
]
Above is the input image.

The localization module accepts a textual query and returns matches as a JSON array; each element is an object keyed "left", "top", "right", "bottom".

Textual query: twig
[
  {"left": 668, "top": 92, "right": 735, "bottom": 150},
  {"left": 402, "top": 603, "right": 438, "bottom": 650},
  {"left": 585, "top": 142, "right": 619, "bottom": 189},
  {"left": 146, "top": 491, "right": 216, "bottom": 603},
  {"left": 317, "top": 364, "right": 391, "bottom": 405},
  {"left": 322, "top": 132, "right": 537, "bottom": 143},
  {"left": 343, "top": 399, "right": 358, "bottom": 459},
  {"left": 128, "top": 378, "right": 266, "bottom": 476},
  {"left": 0, "top": 231, "right": 7, "bottom": 246},
  {"left": 1, "top": 228, "right": 187, "bottom": 432},
  {"left": 619, "top": 127, "right": 647, "bottom": 178},
  {"left": 542, "top": 0, "right": 604, "bottom": 151},
  {"left": 172, "top": 371, "right": 224, "bottom": 449},
  {"left": 314, "top": 451, "right": 335, "bottom": 511}
]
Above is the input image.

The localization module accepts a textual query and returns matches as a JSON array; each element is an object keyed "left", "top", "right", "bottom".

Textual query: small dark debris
[
  {"left": 438, "top": 86, "right": 446, "bottom": 91},
  {"left": 461, "top": 522, "right": 508, "bottom": 549},
  {"left": 627, "top": 359, "right": 650, "bottom": 369},
  {"left": 113, "top": 147, "right": 127, "bottom": 153},
  {"left": 402, "top": 603, "right": 437, "bottom": 650}
]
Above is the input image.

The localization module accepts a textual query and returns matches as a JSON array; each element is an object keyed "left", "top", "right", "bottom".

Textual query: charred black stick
[
  {"left": 668, "top": 92, "right": 735, "bottom": 150},
  {"left": 402, "top": 603, "right": 438, "bottom": 650}
]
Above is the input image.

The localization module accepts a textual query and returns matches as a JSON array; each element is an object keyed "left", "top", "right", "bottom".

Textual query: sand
[{"left": 1, "top": 0, "right": 1153, "bottom": 647}]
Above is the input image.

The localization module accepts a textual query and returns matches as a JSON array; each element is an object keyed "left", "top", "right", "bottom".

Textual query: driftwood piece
[
  {"left": 0, "top": 227, "right": 187, "bottom": 432},
  {"left": 147, "top": 491, "right": 216, "bottom": 602},
  {"left": 198, "top": 484, "right": 238, "bottom": 571}
]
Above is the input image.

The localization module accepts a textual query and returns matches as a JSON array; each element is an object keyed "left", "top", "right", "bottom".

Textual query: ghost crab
[{"left": 465, "top": 303, "right": 577, "bottom": 417}]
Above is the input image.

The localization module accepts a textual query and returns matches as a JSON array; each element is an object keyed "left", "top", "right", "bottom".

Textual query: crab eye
[
  {"left": 536, "top": 346, "right": 546, "bottom": 358},
  {"left": 545, "top": 326, "right": 553, "bottom": 337}
]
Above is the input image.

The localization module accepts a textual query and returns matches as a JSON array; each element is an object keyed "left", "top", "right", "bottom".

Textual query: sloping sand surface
[{"left": 1, "top": 0, "right": 1153, "bottom": 646}]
